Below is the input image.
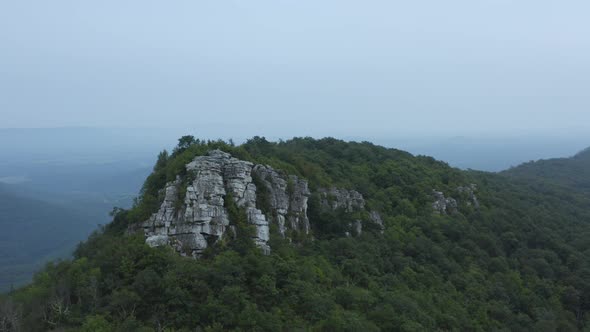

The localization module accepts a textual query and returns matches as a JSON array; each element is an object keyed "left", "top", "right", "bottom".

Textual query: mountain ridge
[
  {"left": 502, "top": 145, "right": 590, "bottom": 195},
  {"left": 3, "top": 137, "right": 590, "bottom": 331},
  {"left": 136, "top": 149, "right": 392, "bottom": 257},
  {"left": 575, "top": 147, "right": 590, "bottom": 159}
]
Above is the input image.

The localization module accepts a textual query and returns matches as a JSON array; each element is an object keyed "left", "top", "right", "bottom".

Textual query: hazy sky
[{"left": 1, "top": 1, "right": 589, "bottom": 137}]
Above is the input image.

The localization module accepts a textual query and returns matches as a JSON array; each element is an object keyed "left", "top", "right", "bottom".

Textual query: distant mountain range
[
  {"left": 503, "top": 146, "right": 590, "bottom": 194},
  {"left": 0, "top": 185, "right": 96, "bottom": 290}
]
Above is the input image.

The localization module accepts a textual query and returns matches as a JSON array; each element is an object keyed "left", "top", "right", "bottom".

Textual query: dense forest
[
  {"left": 503, "top": 147, "right": 590, "bottom": 195},
  {"left": 2, "top": 137, "right": 590, "bottom": 331}
]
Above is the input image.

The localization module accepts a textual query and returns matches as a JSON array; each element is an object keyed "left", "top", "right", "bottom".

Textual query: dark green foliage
[
  {"left": 175, "top": 170, "right": 197, "bottom": 211},
  {"left": 307, "top": 194, "right": 358, "bottom": 239},
  {"left": 503, "top": 147, "right": 590, "bottom": 195},
  {"left": 251, "top": 172, "right": 272, "bottom": 215},
  {"left": 3, "top": 137, "right": 590, "bottom": 331},
  {"left": 224, "top": 193, "right": 257, "bottom": 255},
  {"left": 174, "top": 135, "right": 197, "bottom": 155}
]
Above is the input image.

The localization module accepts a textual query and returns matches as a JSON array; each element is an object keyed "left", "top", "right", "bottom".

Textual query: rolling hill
[
  {"left": 503, "top": 147, "right": 590, "bottom": 195},
  {"left": 3, "top": 137, "right": 590, "bottom": 331}
]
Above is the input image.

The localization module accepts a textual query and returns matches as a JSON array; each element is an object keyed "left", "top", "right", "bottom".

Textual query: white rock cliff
[
  {"left": 141, "top": 150, "right": 388, "bottom": 256},
  {"left": 141, "top": 150, "right": 312, "bottom": 256}
]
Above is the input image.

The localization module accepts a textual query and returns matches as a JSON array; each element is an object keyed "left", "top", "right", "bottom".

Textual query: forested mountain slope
[
  {"left": 502, "top": 147, "right": 590, "bottom": 194},
  {"left": 0, "top": 186, "right": 95, "bottom": 292},
  {"left": 2, "top": 137, "right": 590, "bottom": 331}
]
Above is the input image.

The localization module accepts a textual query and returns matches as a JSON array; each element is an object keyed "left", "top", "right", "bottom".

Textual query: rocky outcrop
[
  {"left": 433, "top": 184, "right": 479, "bottom": 214},
  {"left": 142, "top": 150, "right": 269, "bottom": 256},
  {"left": 457, "top": 184, "right": 480, "bottom": 208},
  {"left": 252, "top": 165, "right": 310, "bottom": 236},
  {"left": 141, "top": 150, "right": 314, "bottom": 257},
  {"left": 318, "top": 187, "right": 384, "bottom": 235},
  {"left": 318, "top": 187, "right": 365, "bottom": 212},
  {"left": 369, "top": 210, "right": 384, "bottom": 230},
  {"left": 140, "top": 150, "right": 389, "bottom": 256},
  {"left": 432, "top": 190, "right": 458, "bottom": 214}
]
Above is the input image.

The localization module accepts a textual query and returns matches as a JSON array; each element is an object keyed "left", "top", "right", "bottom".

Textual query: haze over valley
[{"left": 2, "top": 1, "right": 590, "bottom": 330}]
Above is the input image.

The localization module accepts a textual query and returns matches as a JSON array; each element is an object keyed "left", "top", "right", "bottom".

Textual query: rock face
[
  {"left": 318, "top": 187, "right": 366, "bottom": 212},
  {"left": 252, "top": 165, "right": 311, "bottom": 237},
  {"left": 457, "top": 184, "right": 480, "bottom": 208},
  {"left": 140, "top": 150, "right": 387, "bottom": 256},
  {"left": 369, "top": 211, "right": 384, "bottom": 230},
  {"left": 141, "top": 150, "right": 313, "bottom": 256},
  {"left": 318, "top": 187, "right": 384, "bottom": 235},
  {"left": 432, "top": 184, "right": 479, "bottom": 214},
  {"left": 142, "top": 150, "right": 270, "bottom": 256},
  {"left": 432, "top": 190, "right": 458, "bottom": 214}
]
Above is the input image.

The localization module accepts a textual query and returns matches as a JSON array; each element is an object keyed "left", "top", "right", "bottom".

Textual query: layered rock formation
[
  {"left": 318, "top": 187, "right": 366, "bottom": 212},
  {"left": 141, "top": 150, "right": 311, "bottom": 257},
  {"left": 252, "top": 165, "right": 310, "bottom": 236},
  {"left": 142, "top": 150, "right": 265, "bottom": 256},
  {"left": 140, "top": 150, "right": 388, "bottom": 256}
]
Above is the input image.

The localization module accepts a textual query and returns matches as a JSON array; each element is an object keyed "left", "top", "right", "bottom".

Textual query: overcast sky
[{"left": 1, "top": 1, "right": 589, "bottom": 138}]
